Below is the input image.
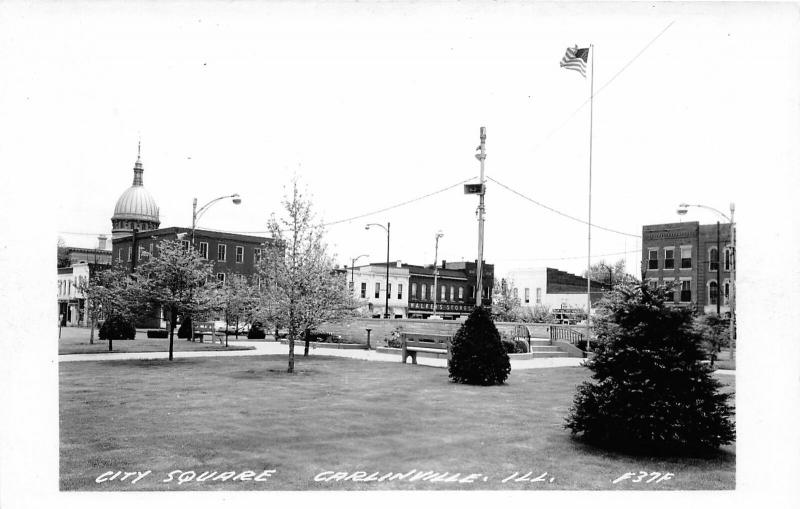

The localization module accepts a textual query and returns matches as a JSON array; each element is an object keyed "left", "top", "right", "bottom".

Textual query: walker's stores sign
[{"left": 643, "top": 229, "right": 695, "bottom": 241}]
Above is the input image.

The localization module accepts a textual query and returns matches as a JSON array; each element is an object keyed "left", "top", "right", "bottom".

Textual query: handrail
[{"left": 549, "top": 325, "right": 585, "bottom": 345}]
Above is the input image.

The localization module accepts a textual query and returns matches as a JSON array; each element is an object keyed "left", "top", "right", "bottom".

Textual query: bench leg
[{"left": 410, "top": 351, "right": 417, "bottom": 365}]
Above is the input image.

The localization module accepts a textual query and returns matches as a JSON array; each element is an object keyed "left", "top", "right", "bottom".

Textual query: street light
[
  {"left": 677, "top": 202, "right": 736, "bottom": 360},
  {"left": 350, "top": 254, "right": 369, "bottom": 294},
  {"left": 365, "top": 222, "right": 390, "bottom": 319},
  {"left": 432, "top": 230, "right": 444, "bottom": 318},
  {"left": 191, "top": 193, "right": 242, "bottom": 246}
]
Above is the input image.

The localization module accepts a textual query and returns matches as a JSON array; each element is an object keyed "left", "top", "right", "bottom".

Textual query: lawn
[
  {"left": 58, "top": 327, "right": 255, "bottom": 355},
  {"left": 59, "top": 355, "right": 735, "bottom": 491}
]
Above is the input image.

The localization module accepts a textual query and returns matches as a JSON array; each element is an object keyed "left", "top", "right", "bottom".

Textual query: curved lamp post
[
  {"left": 350, "top": 254, "right": 369, "bottom": 294},
  {"left": 677, "top": 202, "right": 735, "bottom": 360},
  {"left": 191, "top": 194, "right": 242, "bottom": 246},
  {"left": 365, "top": 222, "right": 390, "bottom": 318},
  {"left": 432, "top": 230, "right": 444, "bottom": 317}
]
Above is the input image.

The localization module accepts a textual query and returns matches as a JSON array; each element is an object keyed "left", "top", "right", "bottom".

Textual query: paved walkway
[{"left": 59, "top": 341, "right": 588, "bottom": 370}]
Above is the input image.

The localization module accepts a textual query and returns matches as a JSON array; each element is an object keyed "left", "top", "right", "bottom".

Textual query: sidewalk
[{"left": 58, "top": 341, "right": 588, "bottom": 370}]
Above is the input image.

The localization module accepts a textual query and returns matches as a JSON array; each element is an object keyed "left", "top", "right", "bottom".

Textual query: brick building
[
  {"left": 348, "top": 260, "right": 494, "bottom": 320},
  {"left": 642, "top": 221, "right": 733, "bottom": 314},
  {"left": 504, "top": 267, "right": 610, "bottom": 314}
]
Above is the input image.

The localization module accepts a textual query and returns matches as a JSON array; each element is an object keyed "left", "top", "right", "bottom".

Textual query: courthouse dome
[{"left": 111, "top": 146, "right": 160, "bottom": 236}]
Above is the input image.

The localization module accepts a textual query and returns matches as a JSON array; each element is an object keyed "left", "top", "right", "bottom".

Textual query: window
[
  {"left": 680, "top": 246, "right": 692, "bottom": 269},
  {"left": 411, "top": 283, "right": 417, "bottom": 298},
  {"left": 181, "top": 240, "right": 189, "bottom": 251},
  {"left": 648, "top": 279, "right": 658, "bottom": 290},
  {"left": 724, "top": 281, "right": 730, "bottom": 304},
  {"left": 513, "top": 287, "right": 518, "bottom": 299},
  {"left": 664, "top": 248, "right": 674, "bottom": 269},
  {"left": 138, "top": 247, "right": 145, "bottom": 261},
  {"left": 449, "top": 286, "right": 454, "bottom": 301},
  {"left": 199, "top": 242, "right": 209, "bottom": 259},
  {"left": 724, "top": 248, "right": 732, "bottom": 271},
  {"left": 709, "top": 247, "right": 719, "bottom": 272},
  {"left": 648, "top": 248, "right": 659, "bottom": 269},
  {"left": 524, "top": 288, "right": 530, "bottom": 304},
  {"left": 398, "top": 284, "right": 403, "bottom": 300},
  {"left": 235, "top": 246, "right": 244, "bottom": 263},
  {"left": 665, "top": 281, "right": 675, "bottom": 302},
  {"left": 441, "top": 284, "right": 446, "bottom": 301},
  {"left": 360, "top": 282, "right": 367, "bottom": 299},
  {"left": 421, "top": 283, "right": 427, "bottom": 300},
  {"left": 375, "top": 282, "right": 380, "bottom": 299},
  {"left": 536, "top": 288, "right": 542, "bottom": 304},
  {"left": 709, "top": 281, "right": 718, "bottom": 305},
  {"left": 218, "top": 244, "right": 227, "bottom": 262},
  {"left": 680, "top": 280, "right": 691, "bottom": 302},
  {"left": 254, "top": 248, "right": 262, "bottom": 264},
  {"left": 118, "top": 249, "right": 122, "bottom": 262},
  {"left": 127, "top": 247, "right": 131, "bottom": 262},
  {"left": 458, "top": 287, "right": 464, "bottom": 300},
  {"left": 388, "top": 283, "right": 392, "bottom": 298},
  {"left": 217, "top": 273, "right": 226, "bottom": 284}
]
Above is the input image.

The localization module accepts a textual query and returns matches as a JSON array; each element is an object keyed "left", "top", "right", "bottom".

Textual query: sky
[
  {"left": 2, "top": 3, "right": 800, "bottom": 506},
  {"left": 5, "top": 1, "right": 796, "bottom": 280}
]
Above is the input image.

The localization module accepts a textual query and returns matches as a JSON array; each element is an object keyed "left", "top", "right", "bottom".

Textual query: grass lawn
[
  {"left": 59, "top": 355, "right": 735, "bottom": 491},
  {"left": 59, "top": 328, "right": 255, "bottom": 355}
]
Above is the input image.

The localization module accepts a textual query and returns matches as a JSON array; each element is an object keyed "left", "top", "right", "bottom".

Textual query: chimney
[
  {"left": 98, "top": 235, "right": 108, "bottom": 250},
  {"left": 396, "top": 260, "right": 402, "bottom": 268},
  {"left": 441, "top": 260, "right": 446, "bottom": 269}
]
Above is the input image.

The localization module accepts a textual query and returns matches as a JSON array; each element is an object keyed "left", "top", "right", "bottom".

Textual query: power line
[
  {"left": 495, "top": 249, "right": 641, "bottom": 263},
  {"left": 487, "top": 176, "right": 640, "bottom": 238}
]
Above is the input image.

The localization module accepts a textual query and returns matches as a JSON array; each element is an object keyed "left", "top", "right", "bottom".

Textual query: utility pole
[
  {"left": 433, "top": 231, "right": 444, "bottom": 317},
  {"left": 475, "top": 127, "right": 487, "bottom": 307},
  {"left": 716, "top": 221, "right": 721, "bottom": 316}
]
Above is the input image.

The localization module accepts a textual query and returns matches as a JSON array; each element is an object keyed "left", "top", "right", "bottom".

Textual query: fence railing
[{"left": 550, "top": 325, "right": 585, "bottom": 345}]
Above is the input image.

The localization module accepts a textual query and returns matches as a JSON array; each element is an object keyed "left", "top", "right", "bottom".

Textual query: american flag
[{"left": 560, "top": 46, "right": 589, "bottom": 77}]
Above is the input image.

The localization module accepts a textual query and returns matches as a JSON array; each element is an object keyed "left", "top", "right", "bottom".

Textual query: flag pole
[{"left": 586, "top": 43, "right": 594, "bottom": 353}]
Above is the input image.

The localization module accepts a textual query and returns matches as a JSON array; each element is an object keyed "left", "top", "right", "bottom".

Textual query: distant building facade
[
  {"left": 641, "top": 221, "right": 733, "bottom": 314},
  {"left": 505, "top": 267, "right": 609, "bottom": 314},
  {"left": 347, "top": 260, "right": 494, "bottom": 320},
  {"left": 57, "top": 262, "right": 91, "bottom": 326}
]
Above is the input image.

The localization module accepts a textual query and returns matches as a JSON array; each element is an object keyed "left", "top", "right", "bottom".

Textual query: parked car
[
  {"left": 226, "top": 322, "right": 251, "bottom": 335},
  {"left": 306, "top": 331, "right": 343, "bottom": 343},
  {"left": 213, "top": 321, "right": 227, "bottom": 333}
]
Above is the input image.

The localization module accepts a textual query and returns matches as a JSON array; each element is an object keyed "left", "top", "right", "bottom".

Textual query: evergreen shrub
[
  {"left": 177, "top": 318, "right": 193, "bottom": 339},
  {"left": 565, "top": 283, "right": 735, "bottom": 455},
  {"left": 98, "top": 315, "right": 136, "bottom": 340},
  {"left": 448, "top": 306, "right": 510, "bottom": 385},
  {"left": 247, "top": 322, "right": 266, "bottom": 339}
]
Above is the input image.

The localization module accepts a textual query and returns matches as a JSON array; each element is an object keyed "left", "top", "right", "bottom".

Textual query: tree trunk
[
  {"left": 303, "top": 327, "right": 310, "bottom": 357},
  {"left": 89, "top": 316, "right": 95, "bottom": 345},
  {"left": 168, "top": 308, "right": 176, "bottom": 361},
  {"left": 288, "top": 333, "right": 295, "bottom": 373}
]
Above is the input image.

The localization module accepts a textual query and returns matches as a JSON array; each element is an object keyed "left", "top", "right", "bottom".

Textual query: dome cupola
[{"left": 111, "top": 143, "right": 160, "bottom": 238}]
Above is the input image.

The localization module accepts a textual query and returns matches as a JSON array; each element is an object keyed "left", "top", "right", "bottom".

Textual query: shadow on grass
[
  {"left": 228, "top": 368, "right": 321, "bottom": 379},
  {"left": 566, "top": 435, "right": 736, "bottom": 464}
]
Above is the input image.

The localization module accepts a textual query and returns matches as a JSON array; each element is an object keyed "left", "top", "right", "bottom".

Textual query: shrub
[
  {"left": 98, "top": 315, "right": 136, "bottom": 340},
  {"left": 448, "top": 306, "right": 511, "bottom": 385},
  {"left": 177, "top": 318, "right": 193, "bottom": 339},
  {"left": 693, "top": 314, "right": 730, "bottom": 367},
  {"left": 513, "top": 339, "right": 529, "bottom": 353},
  {"left": 247, "top": 322, "right": 266, "bottom": 339},
  {"left": 146, "top": 330, "right": 168, "bottom": 338},
  {"left": 500, "top": 338, "right": 517, "bottom": 354},
  {"left": 575, "top": 339, "right": 599, "bottom": 352},
  {"left": 565, "top": 283, "right": 735, "bottom": 455}
]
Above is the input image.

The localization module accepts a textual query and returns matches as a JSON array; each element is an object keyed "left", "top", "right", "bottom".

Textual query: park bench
[
  {"left": 193, "top": 321, "right": 223, "bottom": 344},
  {"left": 400, "top": 333, "right": 452, "bottom": 366}
]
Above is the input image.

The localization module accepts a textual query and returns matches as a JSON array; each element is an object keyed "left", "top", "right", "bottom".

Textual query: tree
[
  {"left": 215, "top": 274, "right": 259, "bottom": 346},
  {"left": 693, "top": 313, "right": 730, "bottom": 368},
  {"left": 133, "top": 240, "right": 215, "bottom": 360},
  {"left": 448, "top": 306, "right": 511, "bottom": 386},
  {"left": 79, "top": 265, "right": 138, "bottom": 351},
  {"left": 583, "top": 259, "right": 637, "bottom": 286},
  {"left": 492, "top": 278, "right": 520, "bottom": 322},
  {"left": 57, "top": 237, "right": 71, "bottom": 268},
  {"left": 260, "top": 178, "right": 357, "bottom": 373},
  {"left": 565, "top": 282, "right": 735, "bottom": 455}
]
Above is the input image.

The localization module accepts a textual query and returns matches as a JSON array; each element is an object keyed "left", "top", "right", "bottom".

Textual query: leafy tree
[
  {"left": 583, "top": 259, "right": 638, "bottom": 286},
  {"left": 693, "top": 313, "right": 730, "bottom": 368},
  {"left": 565, "top": 282, "right": 735, "bottom": 455},
  {"left": 133, "top": 240, "right": 215, "bottom": 360},
  {"left": 215, "top": 274, "right": 259, "bottom": 346},
  {"left": 260, "top": 178, "right": 357, "bottom": 372},
  {"left": 78, "top": 265, "right": 138, "bottom": 351},
  {"left": 492, "top": 278, "right": 521, "bottom": 322},
  {"left": 517, "top": 304, "right": 553, "bottom": 323},
  {"left": 448, "top": 306, "right": 511, "bottom": 385}
]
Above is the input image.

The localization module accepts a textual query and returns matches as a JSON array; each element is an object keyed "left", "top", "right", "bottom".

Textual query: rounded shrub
[
  {"left": 448, "top": 306, "right": 511, "bottom": 385},
  {"left": 565, "top": 283, "right": 735, "bottom": 456},
  {"left": 98, "top": 315, "right": 136, "bottom": 340},
  {"left": 177, "top": 318, "right": 193, "bottom": 339},
  {"left": 247, "top": 322, "right": 266, "bottom": 340}
]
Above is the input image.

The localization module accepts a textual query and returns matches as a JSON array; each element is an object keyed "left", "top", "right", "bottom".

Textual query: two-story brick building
[{"left": 642, "top": 221, "right": 733, "bottom": 314}]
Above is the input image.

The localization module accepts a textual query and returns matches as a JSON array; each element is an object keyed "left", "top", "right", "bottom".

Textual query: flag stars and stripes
[{"left": 560, "top": 45, "right": 589, "bottom": 77}]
